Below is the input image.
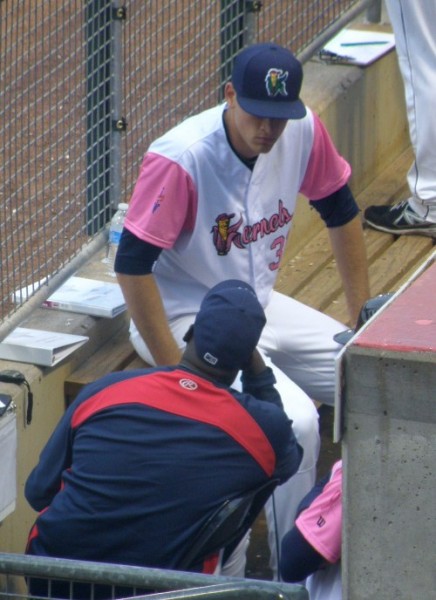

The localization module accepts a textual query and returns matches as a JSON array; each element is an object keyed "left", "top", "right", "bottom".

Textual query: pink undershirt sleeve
[
  {"left": 300, "top": 114, "right": 352, "bottom": 201},
  {"left": 124, "top": 153, "right": 197, "bottom": 248},
  {"left": 295, "top": 461, "right": 342, "bottom": 564}
]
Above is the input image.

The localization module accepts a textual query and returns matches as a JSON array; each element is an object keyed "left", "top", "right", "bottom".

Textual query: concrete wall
[{"left": 341, "top": 259, "right": 436, "bottom": 599}]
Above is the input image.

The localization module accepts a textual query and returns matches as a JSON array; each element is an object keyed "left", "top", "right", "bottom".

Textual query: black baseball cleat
[
  {"left": 364, "top": 199, "right": 436, "bottom": 238},
  {"left": 334, "top": 293, "right": 394, "bottom": 345}
]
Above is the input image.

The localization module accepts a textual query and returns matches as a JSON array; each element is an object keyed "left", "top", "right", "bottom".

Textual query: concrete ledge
[{"left": 342, "top": 258, "right": 436, "bottom": 599}]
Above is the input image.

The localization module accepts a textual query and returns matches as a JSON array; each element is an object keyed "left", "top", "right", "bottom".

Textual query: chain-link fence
[{"left": 0, "top": 0, "right": 380, "bottom": 335}]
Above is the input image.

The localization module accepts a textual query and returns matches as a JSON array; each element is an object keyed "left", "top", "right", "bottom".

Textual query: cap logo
[
  {"left": 265, "top": 68, "right": 288, "bottom": 98},
  {"left": 179, "top": 378, "right": 198, "bottom": 391},
  {"left": 203, "top": 352, "right": 218, "bottom": 366}
]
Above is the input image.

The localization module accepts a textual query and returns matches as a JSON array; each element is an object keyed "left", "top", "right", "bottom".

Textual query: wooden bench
[
  {"left": 64, "top": 328, "right": 149, "bottom": 405},
  {"left": 277, "top": 147, "right": 435, "bottom": 326}
]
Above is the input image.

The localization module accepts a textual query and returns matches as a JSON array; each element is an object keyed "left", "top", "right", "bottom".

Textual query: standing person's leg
[
  {"left": 364, "top": 0, "right": 436, "bottom": 235},
  {"left": 385, "top": 0, "right": 436, "bottom": 218}
]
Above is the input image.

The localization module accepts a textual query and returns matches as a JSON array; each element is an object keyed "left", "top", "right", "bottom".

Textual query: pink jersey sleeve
[
  {"left": 295, "top": 461, "right": 342, "bottom": 564},
  {"left": 124, "top": 153, "right": 197, "bottom": 248},
  {"left": 300, "top": 114, "right": 351, "bottom": 201}
]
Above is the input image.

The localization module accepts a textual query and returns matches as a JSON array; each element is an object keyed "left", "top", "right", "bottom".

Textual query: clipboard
[{"left": 320, "top": 28, "right": 395, "bottom": 67}]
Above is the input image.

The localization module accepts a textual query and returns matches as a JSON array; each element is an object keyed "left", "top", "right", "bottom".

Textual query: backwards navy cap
[
  {"left": 193, "top": 280, "right": 266, "bottom": 371},
  {"left": 231, "top": 43, "right": 306, "bottom": 120}
]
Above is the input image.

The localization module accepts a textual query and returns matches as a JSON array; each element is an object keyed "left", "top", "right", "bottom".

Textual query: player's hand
[{"left": 244, "top": 348, "right": 267, "bottom": 376}]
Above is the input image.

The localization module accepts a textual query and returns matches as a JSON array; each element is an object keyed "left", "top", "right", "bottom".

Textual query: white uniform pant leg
[
  {"left": 129, "top": 315, "right": 196, "bottom": 364},
  {"left": 385, "top": 0, "right": 436, "bottom": 218},
  {"left": 130, "top": 292, "right": 345, "bottom": 408},
  {"left": 222, "top": 350, "right": 321, "bottom": 579},
  {"left": 260, "top": 355, "right": 320, "bottom": 579},
  {"left": 262, "top": 291, "right": 346, "bottom": 407}
]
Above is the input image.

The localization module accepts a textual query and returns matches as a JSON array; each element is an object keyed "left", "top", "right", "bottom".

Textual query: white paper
[
  {"left": 322, "top": 28, "right": 395, "bottom": 66},
  {"left": 0, "top": 327, "right": 89, "bottom": 367}
]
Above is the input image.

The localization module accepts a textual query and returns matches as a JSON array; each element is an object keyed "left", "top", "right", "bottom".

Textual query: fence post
[
  {"left": 244, "top": 0, "right": 262, "bottom": 46},
  {"left": 218, "top": 1, "right": 263, "bottom": 101},
  {"left": 110, "top": 1, "right": 126, "bottom": 214},
  {"left": 219, "top": 0, "right": 245, "bottom": 101},
  {"left": 85, "top": 1, "right": 114, "bottom": 234}
]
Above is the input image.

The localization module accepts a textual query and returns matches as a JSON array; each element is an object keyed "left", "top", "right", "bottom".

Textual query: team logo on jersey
[
  {"left": 317, "top": 515, "right": 326, "bottom": 528},
  {"left": 152, "top": 187, "right": 165, "bottom": 213},
  {"left": 211, "top": 200, "right": 292, "bottom": 256},
  {"left": 212, "top": 213, "right": 244, "bottom": 255},
  {"left": 265, "top": 68, "right": 288, "bottom": 98},
  {"left": 179, "top": 378, "right": 198, "bottom": 390}
]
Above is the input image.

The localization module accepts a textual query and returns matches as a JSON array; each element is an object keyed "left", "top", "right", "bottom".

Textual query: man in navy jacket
[{"left": 25, "top": 279, "right": 302, "bottom": 595}]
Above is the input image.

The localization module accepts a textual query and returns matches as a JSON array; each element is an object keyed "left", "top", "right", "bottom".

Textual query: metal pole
[
  {"left": 85, "top": 1, "right": 113, "bottom": 234},
  {"left": 366, "top": 0, "right": 382, "bottom": 23},
  {"left": 245, "top": 0, "right": 262, "bottom": 46},
  {"left": 110, "top": 1, "right": 125, "bottom": 213},
  {"left": 219, "top": 0, "right": 245, "bottom": 101},
  {"left": 0, "top": 553, "right": 309, "bottom": 599}
]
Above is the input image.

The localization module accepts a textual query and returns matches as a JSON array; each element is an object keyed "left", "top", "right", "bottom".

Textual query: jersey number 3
[{"left": 269, "top": 236, "right": 286, "bottom": 271}]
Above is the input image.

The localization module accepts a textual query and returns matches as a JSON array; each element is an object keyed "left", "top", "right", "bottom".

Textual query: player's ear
[
  {"left": 224, "top": 82, "right": 237, "bottom": 108},
  {"left": 182, "top": 324, "right": 194, "bottom": 343}
]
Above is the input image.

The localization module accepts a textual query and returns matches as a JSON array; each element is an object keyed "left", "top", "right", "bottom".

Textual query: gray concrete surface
[{"left": 341, "top": 261, "right": 436, "bottom": 599}]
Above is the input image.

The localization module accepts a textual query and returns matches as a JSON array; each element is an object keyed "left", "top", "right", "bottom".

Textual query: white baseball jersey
[{"left": 125, "top": 103, "right": 351, "bottom": 320}]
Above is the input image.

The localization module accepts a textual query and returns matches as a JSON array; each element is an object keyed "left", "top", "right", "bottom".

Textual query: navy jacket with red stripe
[{"left": 25, "top": 365, "right": 302, "bottom": 571}]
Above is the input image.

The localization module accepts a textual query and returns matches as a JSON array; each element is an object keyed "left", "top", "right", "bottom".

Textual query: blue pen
[{"left": 340, "top": 41, "right": 389, "bottom": 47}]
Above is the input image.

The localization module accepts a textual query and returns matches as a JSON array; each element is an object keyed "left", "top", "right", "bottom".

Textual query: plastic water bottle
[{"left": 106, "top": 202, "right": 128, "bottom": 268}]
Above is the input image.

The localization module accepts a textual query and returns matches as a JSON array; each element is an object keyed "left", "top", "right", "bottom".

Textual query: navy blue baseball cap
[
  {"left": 193, "top": 280, "right": 266, "bottom": 371},
  {"left": 231, "top": 43, "right": 306, "bottom": 120}
]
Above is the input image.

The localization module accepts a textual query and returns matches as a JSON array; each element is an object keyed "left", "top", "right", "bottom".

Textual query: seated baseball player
[
  {"left": 25, "top": 279, "right": 302, "bottom": 598},
  {"left": 280, "top": 460, "right": 342, "bottom": 600}
]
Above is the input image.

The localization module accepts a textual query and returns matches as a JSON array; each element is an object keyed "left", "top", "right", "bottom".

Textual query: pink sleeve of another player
[
  {"left": 124, "top": 152, "right": 197, "bottom": 248},
  {"left": 300, "top": 114, "right": 351, "bottom": 201},
  {"left": 295, "top": 461, "right": 342, "bottom": 564}
]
